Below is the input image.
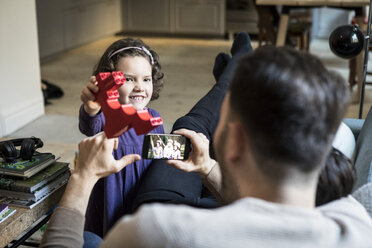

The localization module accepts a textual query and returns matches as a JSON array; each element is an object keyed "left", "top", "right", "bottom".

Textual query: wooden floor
[{"left": 40, "top": 35, "right": 372, "bottom": 121}]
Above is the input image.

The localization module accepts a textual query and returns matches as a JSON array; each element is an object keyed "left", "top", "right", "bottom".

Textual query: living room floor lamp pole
[{"left": 329, "top": 0, "right": 372, "bottom": 119}]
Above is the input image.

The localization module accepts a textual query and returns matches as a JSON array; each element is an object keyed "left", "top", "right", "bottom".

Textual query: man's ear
[{"left": 225, "top": 122, "right": 247, "bottom": 164}]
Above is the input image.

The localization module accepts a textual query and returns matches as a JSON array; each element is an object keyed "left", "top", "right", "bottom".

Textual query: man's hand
[
  {"left": 167, "top": 129, "right": 216, "bottom": 178},
  {"left": 58, "top": 132, "right": 141, "bottom": 215},
  {"left": 75, "top": 132, "right": 141, "bottom": 182}
]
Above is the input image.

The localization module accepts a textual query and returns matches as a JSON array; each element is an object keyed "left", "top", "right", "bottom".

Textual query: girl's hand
[
  {"left": 81, "top": 76, "right": 101, "bottom": 116},
  {"left": 167, "top": 129, "right": 216, "bottom": 178}
]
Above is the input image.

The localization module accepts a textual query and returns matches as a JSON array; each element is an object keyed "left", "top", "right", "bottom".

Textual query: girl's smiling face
[{"left": 116, "top": 56, "right": 153, "bottom": 110}]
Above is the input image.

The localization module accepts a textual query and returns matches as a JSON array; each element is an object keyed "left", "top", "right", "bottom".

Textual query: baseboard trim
[{"left": 1, "top": 100, "right": 44, "bottom": 137}]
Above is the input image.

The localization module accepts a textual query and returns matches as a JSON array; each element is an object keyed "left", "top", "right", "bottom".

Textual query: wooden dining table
[
  {"left": 256, "top": 0, "right": 369, "bottom": 7},
  {"left": 256, "top": 0, "right": 370, "bottom": 103}
]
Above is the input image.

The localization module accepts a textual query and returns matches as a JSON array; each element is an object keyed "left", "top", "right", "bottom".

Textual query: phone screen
[{"left": 142, "top": 134, "right": 190, "bottom": 160}]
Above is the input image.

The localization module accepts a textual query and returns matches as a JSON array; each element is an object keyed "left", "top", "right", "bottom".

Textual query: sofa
[{"left": 343, "top": 107, "right": 372, "bottom": 217}]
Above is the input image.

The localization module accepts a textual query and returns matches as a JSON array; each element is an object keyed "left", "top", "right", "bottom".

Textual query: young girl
[{"left": 79, "top": 38, "right": 164, "bottom": 238}]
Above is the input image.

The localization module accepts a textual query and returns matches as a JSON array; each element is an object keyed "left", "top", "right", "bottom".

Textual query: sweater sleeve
[
  {"left": 40, "top": 207, "right": 85, "bottom": 248},
  {"left": 79, "top": 104, "right": 105, "bottom": 136}
]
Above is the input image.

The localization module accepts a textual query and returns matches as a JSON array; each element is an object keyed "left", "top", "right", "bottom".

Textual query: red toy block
[{"left": 95, "top": 71, "right": 163, "bottom": 138}]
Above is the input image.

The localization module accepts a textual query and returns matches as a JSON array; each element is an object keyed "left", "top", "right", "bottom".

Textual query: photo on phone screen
[{"left": 142, "top": 134, "right": 190, "bottom": 160}]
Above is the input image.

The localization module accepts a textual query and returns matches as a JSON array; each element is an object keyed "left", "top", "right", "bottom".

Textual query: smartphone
[{"left": 142, "top": 134, "right": 191, "bottom": 160}]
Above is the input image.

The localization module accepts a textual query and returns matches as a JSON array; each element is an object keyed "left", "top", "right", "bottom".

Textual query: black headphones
[{"left": 0, "top": 137, "right": 44, "bottom": 162}]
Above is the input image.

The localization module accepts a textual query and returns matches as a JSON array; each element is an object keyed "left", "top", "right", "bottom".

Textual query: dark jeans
[
  {"left": 132, "top": 82, "right": 228, "bottom": 210},
  {"left": 132, "top": 33, "right": 253, "bottom": 211},
  {"left": 83, "top": 231, "right": 103, "bottom": 248}
]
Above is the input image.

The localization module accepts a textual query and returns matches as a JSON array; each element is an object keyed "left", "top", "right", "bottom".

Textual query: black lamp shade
[{"left": 329, "top": 25, "right": 364, "bottom": 59}]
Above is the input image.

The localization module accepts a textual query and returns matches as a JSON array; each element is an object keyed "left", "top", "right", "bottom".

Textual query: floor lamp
[{"left": 329, "top": 1, "right": 372, "bottom": 119}]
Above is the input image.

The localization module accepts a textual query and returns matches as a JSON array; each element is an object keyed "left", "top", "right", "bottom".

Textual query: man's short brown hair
[{"left": 229, "top": 46, "right": 349, "bottom": 179}]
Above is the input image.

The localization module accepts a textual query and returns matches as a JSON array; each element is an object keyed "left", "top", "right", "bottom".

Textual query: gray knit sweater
[{"left": 41, "top": 191, "right": 372, "bottom": 248}]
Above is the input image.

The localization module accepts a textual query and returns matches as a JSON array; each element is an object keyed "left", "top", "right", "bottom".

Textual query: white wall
[
  {"left": 311, "top": 7, "right": 354, "bottom": 39},
  {"left": 0, "top": 0, "right": 44, "bottom": 137}
]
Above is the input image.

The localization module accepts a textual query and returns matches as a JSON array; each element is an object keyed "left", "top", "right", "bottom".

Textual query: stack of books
[
  {"left": 0, "top": 152, "right": 70, "bottom": 209},
  {"left": 0, "top": 203, "right": 16, "bottom": 224}
]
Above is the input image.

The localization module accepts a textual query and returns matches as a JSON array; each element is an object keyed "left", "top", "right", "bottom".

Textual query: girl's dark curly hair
[
  {"left": 316, "top": 147, "right": 355, "bottom": 206},
  {"left": 93, "top": 38, "right": 164, "bottom": 101}
]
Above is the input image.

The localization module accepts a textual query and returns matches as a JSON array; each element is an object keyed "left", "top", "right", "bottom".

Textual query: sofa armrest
[{"left": 351, "top": 107, "right": 372, "bottom": 191}]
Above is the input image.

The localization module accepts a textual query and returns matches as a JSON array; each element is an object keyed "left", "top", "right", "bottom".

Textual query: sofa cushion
[
  {"left": 353, "top": 107, "right": 372, "bottom": 192},
  {"left": 343, "top": 118, "right": 364, "bottom": 141},
  {"left": 332, "top": 122, "right": 355, "bottom": 160}
]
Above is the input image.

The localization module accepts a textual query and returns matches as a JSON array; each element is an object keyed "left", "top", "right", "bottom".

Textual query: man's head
[{"left": 214, "top": 46, "right": 349, "bottom": 204}]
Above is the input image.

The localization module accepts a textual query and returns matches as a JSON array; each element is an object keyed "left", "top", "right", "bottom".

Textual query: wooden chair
[
  {"left": 253, "top": 1, "right": 312, "bottom": 52},
  {"left": 287, "top": 10, "right": 312, "bottom": 51}
]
